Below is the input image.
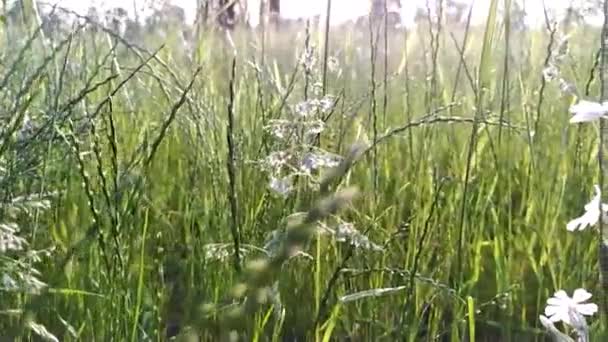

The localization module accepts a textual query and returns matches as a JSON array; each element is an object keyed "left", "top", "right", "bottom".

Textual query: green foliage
[{"left": 0, "top": 1, "right": 607, "bottom": 341}]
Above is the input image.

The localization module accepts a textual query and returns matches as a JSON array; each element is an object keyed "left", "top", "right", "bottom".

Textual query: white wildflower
[
  {"left": 304, "top": 120, "right": 325, "bottom": 137},
  {"left": 569, "top": 100, "right": 608, "bottom": 123},
  {"left": 559, "top": 78, "right": 576, "bottom": 96},
  {"left": 544, "top": 288, "right": 598, "bottom": 326},
  {"left": 269, "top": 176, "right": 292, "bottom": 197},
  {"left": 294, "top": 100, "right": 317, "bottom": 118},
  {"left": 300, "top": 47, "right": 316, "bottom": 73},
  {"left": 262, "top": 151, "right": 291, "bottom": 171},
  {"left": 543, "top": 65, "right": 559, "bottom": 82},
  {"left": 265, "top": 120, "right": 296, "bottom": 139},
  {"left": 334, "top": 223, "right": 383, "bottom": 252},
  {"left": 567, "top": 185, "right": 608, "bottom": 231},
  {"left": 327, "top": 56, "right": 340, "bottom": 73},
  {"left": 1, "top": 274, "right": 18, "bottom": 290},
  {"left": 293, "top": 96, "right": 335, "bottom": 118},
  {"left": 0, "top": 223, "right": 27, "bottom": 252},
  {"left": 28, "top": 321, "right": 59, "bottom": 342},
  {"left": 319, "top": 95, "right": 335, "bottom": 113},
  {"left": 300, "top": 151, "right": 342, "bottom": 174},
  {"left": 202, "top": 243, "right": 258, "bottom": 261},
  {"left": 556, "top": 34, "right": 570, "bottom": 60}
]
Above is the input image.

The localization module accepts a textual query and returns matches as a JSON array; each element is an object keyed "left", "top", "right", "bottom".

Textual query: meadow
[{"left": 2, "top": 1, "right": 608, "bottom": 341}]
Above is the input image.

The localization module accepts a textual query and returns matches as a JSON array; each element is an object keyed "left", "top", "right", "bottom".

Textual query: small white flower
[
  {"left": 300, "top": 151, "right": 341, "bottom": 174},
  {"left": 269, "top": 176, "right": 292, "bottom": 197},
  {"left": 262, "top": 151, "right": 291, "bottom": 171},
  {"left": 559, "top": 78, "right": 576, "bottom": 96},
  {"left": 543, "top": 65, "right": 559, "bottom": 82},
  {"left": 544, "top": 289, "right": 598, "bottom": 326},
  {"left": 569, "top": 100, "right": 608, "bottom": 123},
  {"left": 304, "top": 120, "right": 325, "bottom": 137},
  {"left": 567, "top": 185, "right": 608, "bottom": 231},
  {"left": 327, "top": 56, "right": 340, "bottom": 73},
  {"left": 265, "top": 120, "right": 296, "bottom": 139}
]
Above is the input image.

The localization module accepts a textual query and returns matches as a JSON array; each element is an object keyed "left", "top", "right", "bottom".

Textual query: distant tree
[
  {"left": 105, "top": 6, "right": 128, "bottom": 36},
  {"left": 40, "top": 8, "right": 68, "bottom": 36},
  {"left": 124, "top": 18, "right": 142, "bottom": 42},
  {"left": 269, "top": 0, "right": 279, "bottom": 14},
  {"left": 561, "top": 0, "right": 601, "bottom": 29},
  {"left": 269, "top": 0, "right": 280, "bottom": 26},
  {"left": 413, "top": 7, "right": 427, "bottom": 25},
  {"left": 445, "top": 0, "right": 467, "bottom": 26},
  {"left": 146, "top": 2, "right": 186, "bottom": 37},
  {"left": 501, "top": 0, "right": 526, "bottom": 32},
  {"left": 5, "top": 0, "right": 25, "bottom": 26},
  {"left": 218, "top": 0, "right": 237, "bottom": 29},
  {"left": 368, "top": 0, "right": 402, "bottom": 28}
]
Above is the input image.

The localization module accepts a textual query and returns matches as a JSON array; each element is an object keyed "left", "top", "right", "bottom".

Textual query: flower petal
[
  {"left": 576, "top": 303, "right": 598, "bottom": 316},
  {"left": 583, "top": 209, "right": 600, "bottom": 227},
  {"left": 569, "top": 101, "right": 608, "bottom": 123},
  {"left": 546, "top": 297, "right": 567, "bottom": 306},
  {"left": 553, "top": 290, "right": 569, "bottom": 300},
  {"left": 566, "top": 216, "right": 585, "bottom": 231},
  {"left": 567, "top": 210, "right": 598, "bottom": 231},
  {"left": 572, "top": 288, "right": 592, "bottom": 303},
  {"left": 544, "top": 304, "right": 563, "bottom": 317},
  {"left": 584, "top": 191, "right": 600, "bottom": 211},
  {"left": 539, "top": 315, "right": 559, "bottom": 330},
  {"left": 570, "top": 112, "right": 599, "bottom": 123},
  {"left": 549, "top": 310, "right": 571, "bottom": 325}
]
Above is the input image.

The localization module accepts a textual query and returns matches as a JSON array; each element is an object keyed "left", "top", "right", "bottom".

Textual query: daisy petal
[
  {"left": 553, "top": 290, "right": 569, "bottom": 300},
  {"left": 575, "top": 303, "right": 598, "bottom": 316},
  {"left": 549, "top": 311, "right": 570, "bottom": 324},
  {"left": 544, "top": 304, "right": 563, "bottom": 317},
  {"left": 569, "top": 101, "right": 608, "bottom": 123},
  {"left": 566, "top": 216, "right": 585, "bottom": 231},
  {"left": 539, "top": 315, "right": 553, "bottom": 327},
  {"left": 546, "top": 298, "right": 566, "bottom": 306},
  {"left": 570, "top": 112, "right": 598, "bottom": 123},
  {"left": 572, "top": 288, "right": 592, "bottom": 303}
]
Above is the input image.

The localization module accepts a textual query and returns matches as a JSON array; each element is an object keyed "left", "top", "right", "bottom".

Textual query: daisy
[
  {"left": 569, "top": 100, "right": 608, "bottom": 123},
  {"left": 544, "top": 288, "right": 598, "bottom": 326},
  {"left": 566, "top": 185, "right": 608, "bottom": 231}
]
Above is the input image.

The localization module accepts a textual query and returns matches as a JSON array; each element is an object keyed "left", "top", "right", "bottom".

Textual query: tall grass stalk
[
  {"left": 599, "top": 0, "right": 608, "bottom": 320},
  {"left": 226, "top": 53, "right": 242, "bottom": 274}
]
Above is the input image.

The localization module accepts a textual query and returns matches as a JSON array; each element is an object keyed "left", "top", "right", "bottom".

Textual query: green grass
[{"left": 1, "top": 2, "right": 608, "bottom": 341}]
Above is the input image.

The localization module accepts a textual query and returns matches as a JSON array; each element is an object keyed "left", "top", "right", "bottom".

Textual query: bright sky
[{"left": 50, "top": 0, "right": 603, "bottom": 27}]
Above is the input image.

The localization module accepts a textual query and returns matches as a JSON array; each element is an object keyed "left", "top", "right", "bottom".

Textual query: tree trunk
[
  {"left": 269, "top": 0, "right": 280, "bottom": 26},
  {"left": 269, "top": 0, "right": 280, "bottom": 14},
  {"left": 219, "top": 0, "right": 237, "bottom": 29}
]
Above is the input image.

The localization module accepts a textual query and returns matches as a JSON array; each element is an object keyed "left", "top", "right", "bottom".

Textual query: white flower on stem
[
  {"left": 566, "top": 185, "right": 608, "bottom": 231},
  {"left": 569, "top": 100, "right": 608, "bottom": 123},
  {"left": 544, "top": 289, "right": 598, "bottom": 326},
  {"left": 269, "top": 176, "right": 292, "bottom": 197},
  {"left": 543, "top": 64, "right": 559, "bottom": 82},
  {"left": 300, "top": 151, "right": 341, "bottom": 174}
]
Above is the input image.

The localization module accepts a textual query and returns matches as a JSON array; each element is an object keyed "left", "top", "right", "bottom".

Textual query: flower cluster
[
  {"left": 537, "top": 95, "right": 608, "bottom": 339},
  {"left": 543, "top": 33, "right": 577, "bottom": 97},
  {"left": 260, "top": 94, "right": 342, "bottom": 197},
  {"left": 542, "top": 289, "right": 598, "bottom": 326}
]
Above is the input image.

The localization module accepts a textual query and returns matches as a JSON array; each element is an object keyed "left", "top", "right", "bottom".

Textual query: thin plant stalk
[
  {"left": 599, "top": 0, "right": 608, "bottom": 320},
  {"left": 226, "top": 54, "right": 242, "bottom": 274}
]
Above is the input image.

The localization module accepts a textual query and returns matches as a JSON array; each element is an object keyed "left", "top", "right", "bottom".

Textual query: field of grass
[{"left": 3, "top": 1, "right": 608, "bottom": 341}]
